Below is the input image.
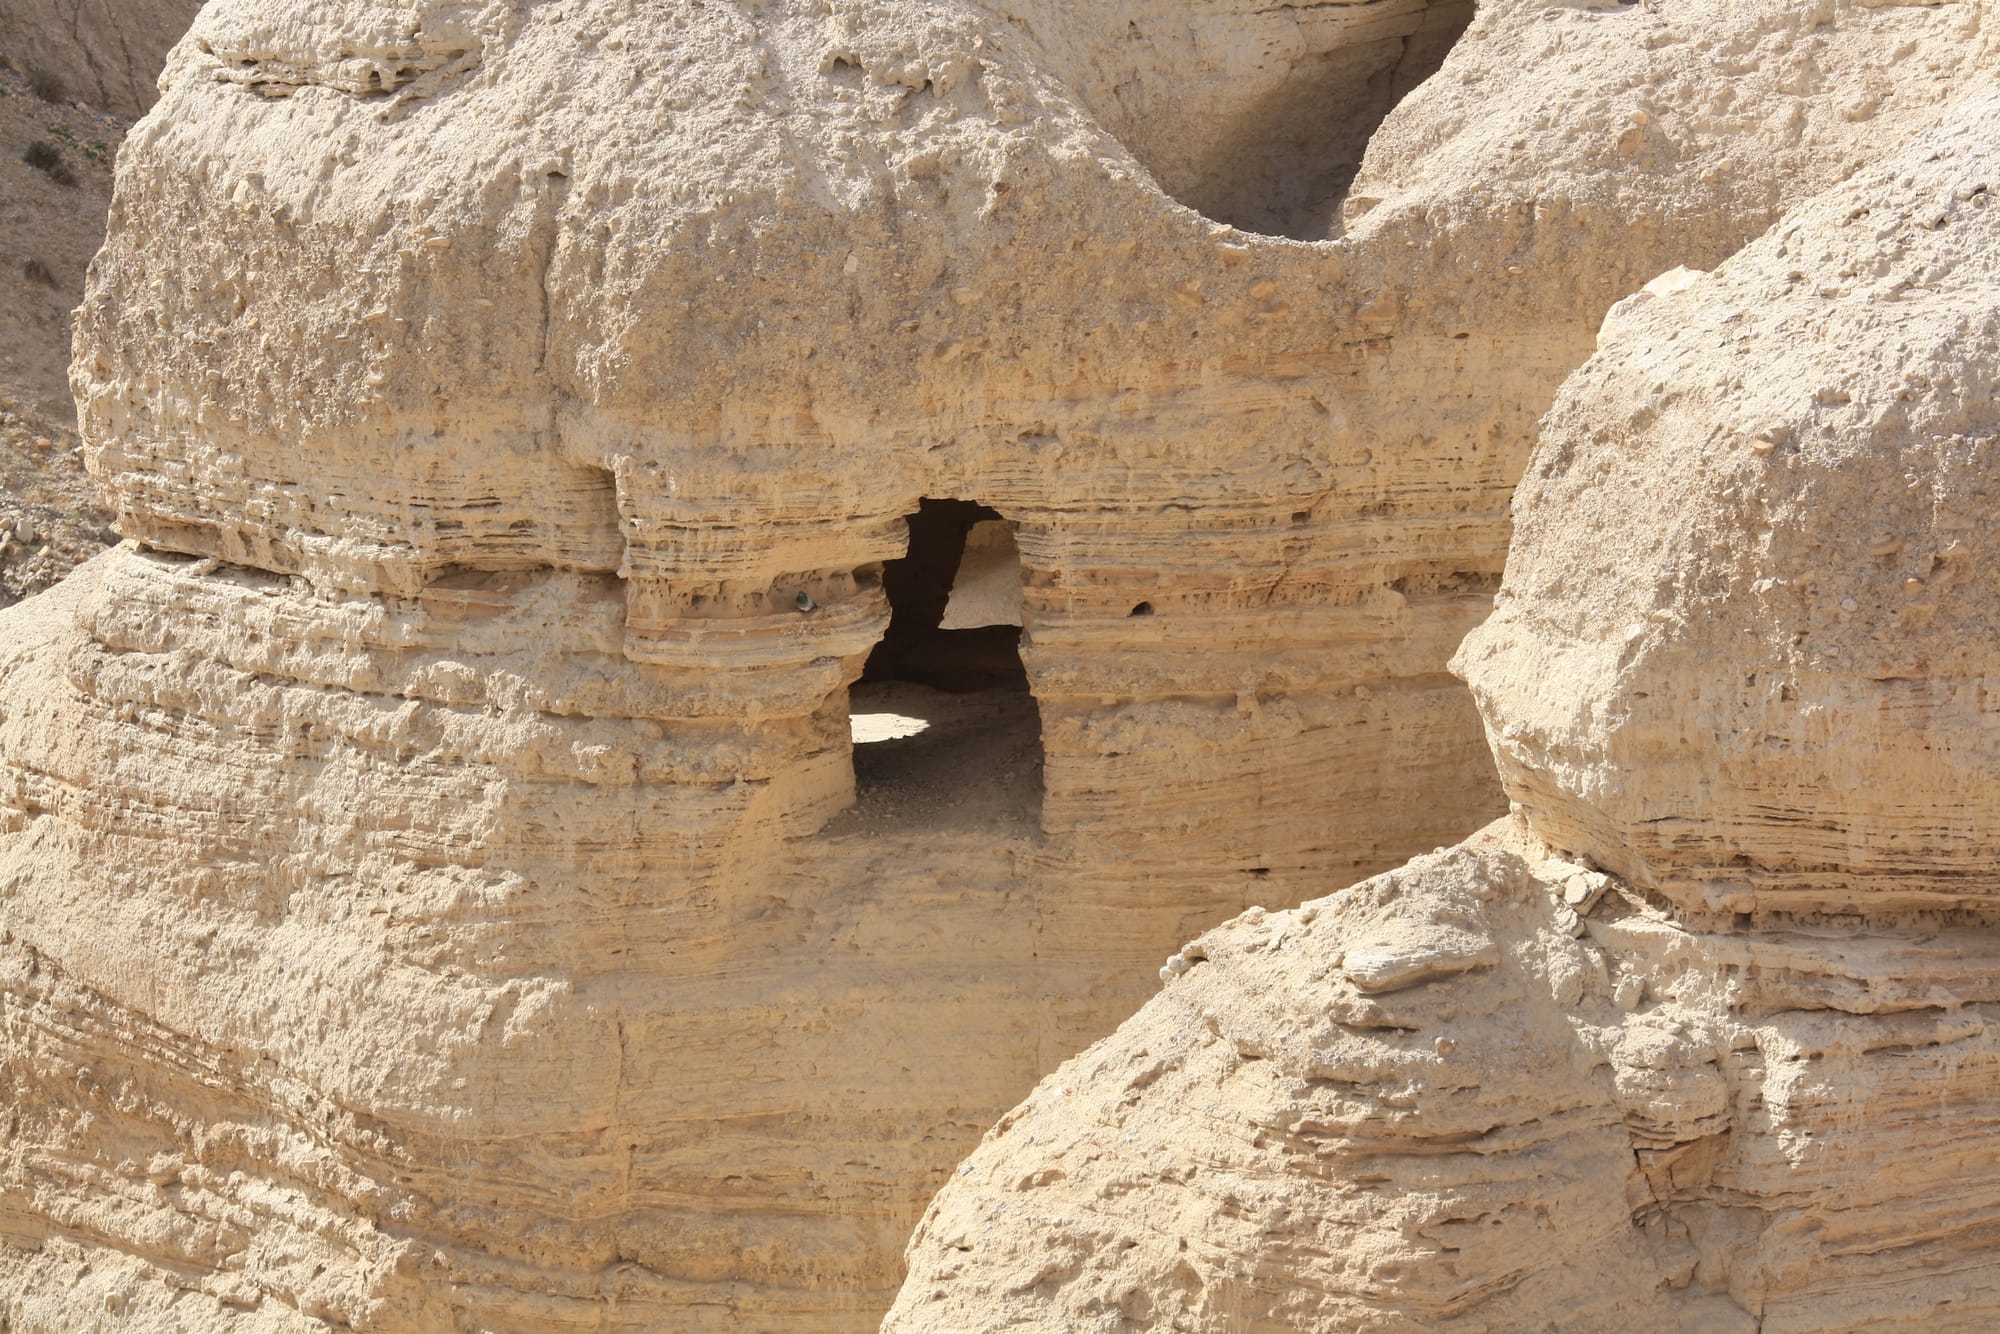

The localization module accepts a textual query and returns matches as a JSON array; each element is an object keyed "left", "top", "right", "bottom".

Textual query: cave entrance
[{"left": 847, "top": 499, "right": 1042, "bottom": 831}]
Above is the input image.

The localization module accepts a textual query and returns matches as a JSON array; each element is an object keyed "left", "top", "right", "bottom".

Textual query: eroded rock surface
[
  {"left": 898, "top": 814, "right": 2000, "bottom": 1330},
  {"left": 894, "top": 71, "right": 2000, "bottom": 1334},
  {"left": 1459, "top": 88, "right": 2000, "bottom": 918},
  {"left": 6, "top": 0, "right": 1999, "bottom": 1329}
]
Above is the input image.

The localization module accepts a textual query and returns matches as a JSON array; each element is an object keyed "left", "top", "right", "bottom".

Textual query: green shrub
[{"left": 22, "top": 140, "right": 75, "bottom": 187}]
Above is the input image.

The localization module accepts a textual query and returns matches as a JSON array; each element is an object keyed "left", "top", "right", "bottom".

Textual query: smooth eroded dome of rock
[{"left": 1457, "top": 90, "right": 2000, "bottom": 916}]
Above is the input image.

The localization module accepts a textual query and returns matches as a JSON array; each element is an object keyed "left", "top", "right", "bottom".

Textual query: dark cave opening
[
  {"left": 860, "top": 499, "right": 1027, "bottom": 693},
  {"left": 846, "top": 498, "right": 1043, "bottom": 831}
]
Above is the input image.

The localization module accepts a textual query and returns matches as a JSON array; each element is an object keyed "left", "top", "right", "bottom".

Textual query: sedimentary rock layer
[
  {"left": 895, "top": 816, "right": 2000, "bottom": 1330},
  {"left": 4, "top": 0, "right": 1997, "bottom": 1328},
  {"left": 893, "top": 76, "right": 2000, "bottom": 1334}
]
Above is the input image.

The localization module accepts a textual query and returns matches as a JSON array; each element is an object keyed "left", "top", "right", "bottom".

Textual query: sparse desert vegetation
[
  {"left": 21, "top": 138, "right": 74, "bottom": 186},
  {"left": 24, "top": 64, "right": 64, "bottom": 105},
  {"left": 0, "top": 56, "right": 128, "bottom": 606}
]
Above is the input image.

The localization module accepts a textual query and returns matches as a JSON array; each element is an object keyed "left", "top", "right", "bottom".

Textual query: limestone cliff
[
  {"left": 892, "top": 71, "right": 2000, "bottom": 1334},
  {"left": 3, "top": 0, "right": 1996, "bottom": 1329}
]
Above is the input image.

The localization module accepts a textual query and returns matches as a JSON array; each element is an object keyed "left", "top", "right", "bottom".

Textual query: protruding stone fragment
[
  {"left": 1341, "top": 924, "right": 1498, "bottom": 993},
  {"left": 1565, "top": 871, "right": 1612, "bottom": 914}
]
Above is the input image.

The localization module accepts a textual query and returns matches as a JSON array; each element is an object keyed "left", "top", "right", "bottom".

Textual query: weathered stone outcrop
[
  {"left": 1459, "top": 114, "right": 2000, "bottom": 919},
  {"left": 892, "top": 72, "right": 2000, "bottom": 1334},
  {"left": 5, "top": 0, "right": 1998, "bottom": 1328}
]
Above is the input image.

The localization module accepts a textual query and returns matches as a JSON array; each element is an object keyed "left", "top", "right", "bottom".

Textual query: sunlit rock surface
[
  {"left": 894, "top": 73, "right": 2000, "bottom": 1334},
  {"left": 5, "top": 0, "right": 1998, "bottom": 1328}
]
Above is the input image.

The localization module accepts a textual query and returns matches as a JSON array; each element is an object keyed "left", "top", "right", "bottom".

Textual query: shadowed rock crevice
[
  {"left": 862, "top": 498, "right": 1025, "bottom": 694},
  {"left": 1101, "top": 0, "right": 1476, "bottom": 239}
]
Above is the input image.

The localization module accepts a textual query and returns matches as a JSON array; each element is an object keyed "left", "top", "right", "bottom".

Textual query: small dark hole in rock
[{"left": 1129, "top": 601, "right": 1154, "bottom": 618}]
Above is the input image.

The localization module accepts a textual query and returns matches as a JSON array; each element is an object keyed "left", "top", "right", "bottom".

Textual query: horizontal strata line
[{"left": 67, "top": 648, "right": 797, "bottom": 730}]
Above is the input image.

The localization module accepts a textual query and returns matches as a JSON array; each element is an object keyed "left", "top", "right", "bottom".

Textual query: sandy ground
[
  {"left": 0, "top": 59, "right": 125, "bottom": 607},
  {"left": 832, "top": 680, "right": 1046, "bottom": 836}
]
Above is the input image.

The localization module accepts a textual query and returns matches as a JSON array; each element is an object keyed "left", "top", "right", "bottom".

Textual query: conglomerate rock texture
[
  {"left": 894, "top": 62, "right": 2000, "bottom": 1334},
  {"left": 5, "top": 0, "right": 1999, "bottom": 1329}
]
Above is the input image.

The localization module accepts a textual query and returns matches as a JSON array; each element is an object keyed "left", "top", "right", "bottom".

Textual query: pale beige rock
[
  {"left": 1457, "top": 87, "right": 2000, "bottom": 918},
  {"left": 900, "top": 807, "right": 2000, "bottom": 1328},
  {"left": 894, "top": 77, "right": 2000, "bottom": 1334},
  {"left": 8, "top": 0, "right": 1531, "bottom": 1318},
  {"left": 939, "top": 520, "right": 1022, "bottom": 630},
  {"left": 8, "top": 0, "right": 2000, "bottom": 1330},
  {"left": 893, "top": 827, "right": 1764, "bottom": 1332}
]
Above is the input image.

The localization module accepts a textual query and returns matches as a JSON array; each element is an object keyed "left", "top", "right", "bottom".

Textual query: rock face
[
  {"left": 0, "top": 0, "right": 201, "bottom": 118},
  {"left": 1459, "top": 108, "right": 2000, "bottom": 919},
  {"left": 5, "top": 0, "right": 1999, "bottom": 1330},
  {"left": 893, "top": 68, "right": 2000, "bottom": 1334}
]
